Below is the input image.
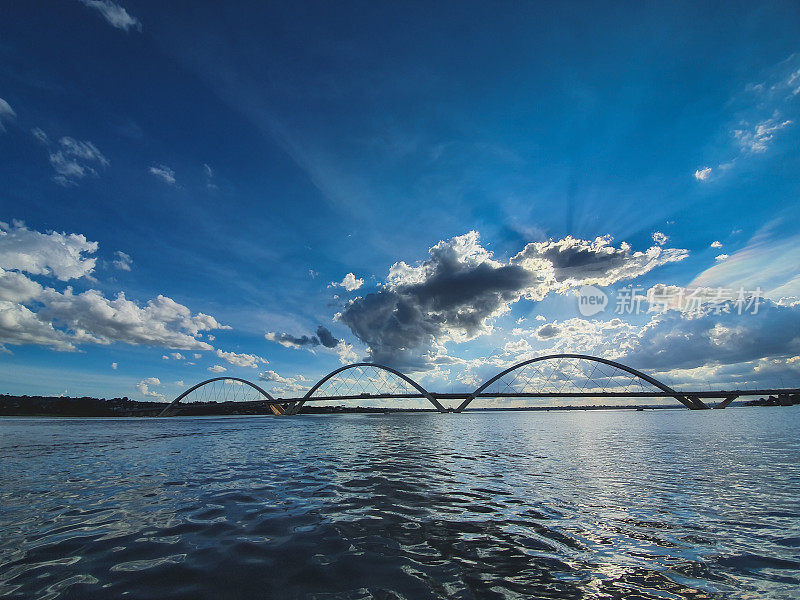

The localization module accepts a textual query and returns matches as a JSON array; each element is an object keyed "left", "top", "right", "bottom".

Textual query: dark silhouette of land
[
  {"left": 0, "top": 394, "right": 420, "bottom": 416},
  {"left": 1, "top": 393, "right": 797, "bottom": 417}
]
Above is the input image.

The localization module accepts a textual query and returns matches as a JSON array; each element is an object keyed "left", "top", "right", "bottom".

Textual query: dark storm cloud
[
  {"left": 338, "top": 233, "right": 538, "bottom": 370},
  {"left": 536, "top": 323, "right": 561, "bottom": 339},
  {"left": 315, "top": 325, "right": 339, "bottom": 348},
  {"left": 265, "top": 326, "right": 340, "bottom": 349},
  {"left": 265, "top": 332, "right": 320, "bottom": 347},
  {"left": 337, "top": 231, "right": 688, "bottom": 371},
  {"left": 340, "top": 266, "right": 533, "bottom": 354}
]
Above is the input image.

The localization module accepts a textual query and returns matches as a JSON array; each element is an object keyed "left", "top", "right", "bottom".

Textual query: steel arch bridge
[
  {"left": 453, "top": 353, "right": 704, "bottom": 411},
  {"left": 158, "top": 377, "right": 287, "bottom": 416},
  {"left": 159, "top": 353, "right": 798, "bottom": 415}
]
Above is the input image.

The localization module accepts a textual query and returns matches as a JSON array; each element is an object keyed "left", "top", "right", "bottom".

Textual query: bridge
[{"left": 158, "top": 353, "right": 800, "bottom": 416}]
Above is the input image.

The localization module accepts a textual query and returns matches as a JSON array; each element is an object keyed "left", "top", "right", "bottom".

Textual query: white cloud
[
  {"left": 694, "top": 167, "right": 712, "bottom": 181},
  {"left": 39, "top": 288, "right": 227, "bottom": 350},
  {"left": 499, "top": 318, "right": 642, "bottom": 371},
  {"left": 45, "top": 136, "right": 109, "bottom": 186},
  {"left": 715, "top": 254, "right": 729, "bottom": 262},
  {"left": 0, "top": 222, "right": 229, "bottom": 352},
  {"left": 257, "top": 369, "right": 292, "bottom": 384},
  {"left": 0, "top": 221, "right": 97, "bottom": 281},
  {"left": 136, "top": 377, "right": 164, "bottom": 401},
  {"left": 193, "top": 353, "right": 202, "bottom": 359},
  {"left": 710, "top": 241, "right": 723, "bottom": 248},
  {"left": 335, "top": 340, "right": 358, "bottom": 364},
  {"left": 257, "top": 369, "right": 307, "bottom": 394},
  {"left": 0, "top": 268, "right": 43, "bottom": 303},
  {"left": 503, "top": 338, "right": 531, "bottom": 354},
  {"left": 215, "top": 348, "right": 268, "bottom": 368},
  {"left": 652, "top": 231, "right": 668, "bottom": 246},
  {"left": 149, "top": 165, "right": 176, "bottom": 185},
  {"left": 207, "top": 365, "right": 227, "bottom": 373},
  {"left": 332, "top": 272, "right": 364, "bottom": 292},
  {"left": 0, "top": 301, "right": 75, "bottom": 351},
  {"left": 734, "top": 115, "right": 793, "bottom": 153},
  {"left": 78, "top": 0, "right": 141, "bottom": 32},
  {"left": 0, "top": 98, "right": 16, "bottom": 132},
  {"left": 111, "top": 362, "right": 117, "bottom": 369},
  {"left": 112, "top": 250, "right": 132, "bottom": 271}
]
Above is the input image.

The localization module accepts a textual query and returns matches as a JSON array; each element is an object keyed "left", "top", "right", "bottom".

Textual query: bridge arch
[
  {"left": 302, "top": 362, "right": 447, "bottom": 412},
  {"left": 158, "top": 377, "right": 277, "bottom": 416},
  {"left": 455, "top": 353, "right": 706, "bottom": 412}
]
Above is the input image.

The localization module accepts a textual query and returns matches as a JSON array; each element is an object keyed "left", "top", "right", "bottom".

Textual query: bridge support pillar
[
  {"left": 684, "top": 395, "right": 710, "bottom": 409},
  {"left": 269, "top": 403, "right": 287, "bottom": 415},
  {"left": 453, "top": 395, "right": 474, "bottom": 413},
  {"left": 269, "top": 401, "right": 304, "bottom": 416},
  {"left": 713, "top": 395, "right": 738, "bottom": 409},
  {"left": 425, "top": 393, "right": 448, "bottom": 413},
  {"left": 286, "top": 401, "right": 305, "bottom": 415}
]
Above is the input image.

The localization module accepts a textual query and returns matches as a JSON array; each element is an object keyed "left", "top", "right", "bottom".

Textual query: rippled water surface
[{"left": 1, "top": 408, "right": 799, "bottom": 599}]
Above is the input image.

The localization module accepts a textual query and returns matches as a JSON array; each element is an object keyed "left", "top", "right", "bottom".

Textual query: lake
[{"left": 1, "top": 408, "right": 799, "bottom": 599}]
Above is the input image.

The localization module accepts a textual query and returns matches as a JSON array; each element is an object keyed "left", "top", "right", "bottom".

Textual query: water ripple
[{"left": 1, "top": 409, "right": 799, "bottom": 599}]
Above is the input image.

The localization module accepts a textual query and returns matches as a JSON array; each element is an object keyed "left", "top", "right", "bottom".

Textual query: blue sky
[{"left": 1, "top": 1, "right": 799, "bottom": 404}]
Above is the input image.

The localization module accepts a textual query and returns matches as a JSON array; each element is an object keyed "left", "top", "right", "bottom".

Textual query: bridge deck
[{"left": 274, "top": 389, "right": 799, "bottom": 403}]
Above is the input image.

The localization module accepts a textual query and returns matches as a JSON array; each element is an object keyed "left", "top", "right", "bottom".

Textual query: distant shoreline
[{"left": 2, "top": 393, "right": 796, "bottom": 417}]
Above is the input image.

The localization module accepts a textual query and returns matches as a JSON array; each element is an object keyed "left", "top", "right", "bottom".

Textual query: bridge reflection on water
[{"left": 159, "top": 354, "right": 800, "bottom": 416}]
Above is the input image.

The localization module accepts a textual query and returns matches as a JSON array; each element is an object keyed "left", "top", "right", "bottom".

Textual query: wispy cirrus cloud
[
  {"left": 733, "top": 114, "right": 793, "bottom": 154},
  {"left": 112, "top": 250, "right": 132, "bottom": 271},
  {"left": 690, "top": 220, "right": 800, "bottom": 300},
  {"left": 78, "top": 0, "right": 141, "bottom": 32},
  {"left": 0, "top": 98, "right": 16, "bottom": 132},
  {"left": 694, "top": 54, "right": 799, "bottom": 181},
  {"left": 31, "top": 131, "right": 110, "bottom": 186},
  {"left": 149, "top": 164, "right": 176, "bottom": 185}
]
